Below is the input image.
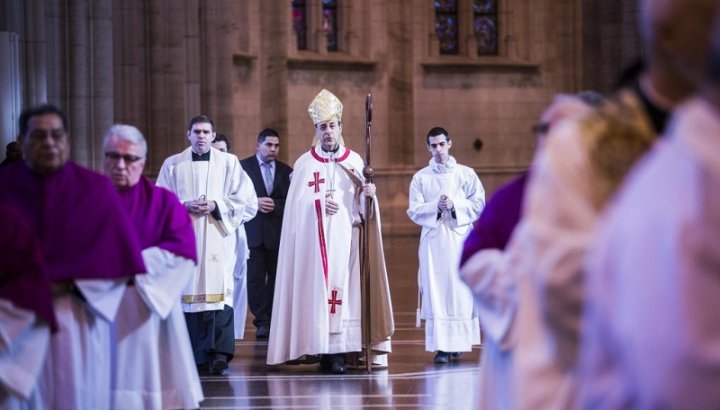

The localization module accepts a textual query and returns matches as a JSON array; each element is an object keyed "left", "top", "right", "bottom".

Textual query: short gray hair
[{"left": 102, "top": 124, "right": 147, "bottom": 157}]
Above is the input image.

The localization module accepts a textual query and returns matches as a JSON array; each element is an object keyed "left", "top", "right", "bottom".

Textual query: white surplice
[
  {"left": 33, "top": 279, "right": 126, "bottom": 410},
  {"left": 157, "top": 147, "right": 257, "bottom": 313},
  {"left": 407, "top": 156, "right": 485, "bottom": 352},
  {"left": 0, "top": 300, "right": 50, "bottom": 410},
  {"left": 111, "top": 248, "right": 203, "bottom": 410},
  {"left": 580, "top": 98, "right": 720, "bottom": 408},
  {"left": 267, "top": 145, "right": 393, "bottom": 364},
  {"left": 233, "top": 169, "right": 259, "bottom": 339}
]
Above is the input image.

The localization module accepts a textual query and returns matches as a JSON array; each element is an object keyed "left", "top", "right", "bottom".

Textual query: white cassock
[
  {"left": 0, "top": 300, "right": 50, "bottom": 410},
  {"left": 157, "top": 147, "right": 257, "bottom": 312},
  {"left": 580, "top": 98, "right": 720, "bottom": 408},
  {"left": 407, "top": 156, "right": 485, "bottom": 352},
  {"left": 267, "top": 144, "right": 393, "bottom": 364},
  {"left": 233, "top": 169, "right": 259, "bottom": 339},
  {"left": 111, "top": 248, "right": 203, "bottom": 410},
  {"left": 34, "top": 279, "right": 127, "bottom": 410}
]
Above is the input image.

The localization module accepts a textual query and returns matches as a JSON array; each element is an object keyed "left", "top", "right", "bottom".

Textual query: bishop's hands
[
  {"left": 438, "top": 194, "right": 454, "bottom": 211},
  {"left": 258, "top": 197, "right": 275, "bottom": 214},
  {"left": 325, "top": 194, "right": 339, "bottom": 216},
  {"left": 184, "top": 196, "right": 216, "bottom": 215}
]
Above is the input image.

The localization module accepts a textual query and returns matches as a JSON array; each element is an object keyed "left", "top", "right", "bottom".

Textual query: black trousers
[
  {"left": 246, "top": 245, "right": 279, "bottom": 328},
  {"left": 184, "top": 305, "right": 234, "bottom": 365}
]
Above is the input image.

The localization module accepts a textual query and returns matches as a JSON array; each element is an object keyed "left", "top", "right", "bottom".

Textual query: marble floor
[{"left": 200, "top": 235, "right": 483, "bottom": 409}]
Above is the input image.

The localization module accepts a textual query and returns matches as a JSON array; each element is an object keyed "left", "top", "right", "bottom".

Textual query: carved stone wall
[{"left": 1, "top": 0, "right": 641, "bottom": 235}]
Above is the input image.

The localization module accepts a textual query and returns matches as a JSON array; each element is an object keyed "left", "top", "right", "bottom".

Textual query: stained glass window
[
  {"left": 473, "top": 0, "right": 498, "bottom": 55},
  {"left": 323, "top": 0, "right": 339, "bottom": 52},
  {"left": 292, "top": 0, "right": 307, "bottom": 50},
  {"left": 434, "top": 0, "right": 459, "bottom": 55}
]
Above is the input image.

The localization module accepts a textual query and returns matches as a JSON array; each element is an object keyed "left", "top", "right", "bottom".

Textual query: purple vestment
[
  {"left": 117, "top": 176, "right": 197, "bottom": 262},
  {"left": 0, "top": 161, "right": 145, "bottom": 280},
  {"left": 460, "top": 170, "right": 529, "bottom": 266},
  {"left": 0, "top": 203, "right": 57, "bottom": 330}
]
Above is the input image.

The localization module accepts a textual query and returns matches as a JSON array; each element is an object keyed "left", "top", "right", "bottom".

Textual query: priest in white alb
[
  {"left": 407, "top": 126, "right": 485, "bottom": 364},
  {"left": 267, "top": 89, "right": 394, "bottom": 374},
  {"left": 157, "top": 115, "right": 258, "bottom": 375}
]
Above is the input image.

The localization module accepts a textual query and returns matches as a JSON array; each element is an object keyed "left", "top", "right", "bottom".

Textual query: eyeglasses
[
  {"left": 531, "top": 122, "right": 551, "bottom": 136},
  {"left": 104, "top": 152, "right": 144, "bottom": 163}
]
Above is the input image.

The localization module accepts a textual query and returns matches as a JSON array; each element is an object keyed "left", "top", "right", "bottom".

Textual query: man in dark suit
[{"left": 240, "top": 128, "right": 292, "bottom": 339}]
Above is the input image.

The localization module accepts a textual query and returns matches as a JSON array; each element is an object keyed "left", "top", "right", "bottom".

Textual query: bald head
[{"left": 640, "top": 0, "right": 719, "bottom": 98}]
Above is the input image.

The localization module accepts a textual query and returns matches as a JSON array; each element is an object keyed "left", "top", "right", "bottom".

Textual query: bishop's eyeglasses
[{"left": 104, "top": 152, "right": 144, "bottom": 163}]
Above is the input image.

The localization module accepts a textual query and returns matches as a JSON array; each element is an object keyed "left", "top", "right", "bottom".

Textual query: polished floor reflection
[{"left": 200, "top": 235, "right": 483, "bottom": 409}]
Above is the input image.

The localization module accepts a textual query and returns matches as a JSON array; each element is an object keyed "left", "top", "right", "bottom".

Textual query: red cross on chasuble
[
  {"left": 307, "top": 171, "right": 325, "bottom": 193},
  {"left": 328, "top": 288, "right": 343, "bottom": 334}
]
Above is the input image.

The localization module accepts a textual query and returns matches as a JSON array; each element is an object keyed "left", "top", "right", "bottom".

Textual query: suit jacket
[{"left": 240, "top": 155, "right": 292, "bottom": 249}]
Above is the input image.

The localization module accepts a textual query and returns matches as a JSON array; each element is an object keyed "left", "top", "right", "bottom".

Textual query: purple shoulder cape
[
  {"left": 117, "top": 176, "right": 197, "bottom": 262},
  {"left": 460, "top": 170, "right": 529, "bottom": 266},
  {"left": 0, "top": 162, "right": 145, "bottom": 280}
]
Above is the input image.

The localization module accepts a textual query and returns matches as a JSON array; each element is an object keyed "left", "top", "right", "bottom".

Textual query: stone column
[
  {"left": 259, "top": 0, "right": 288, "bottom": 148},
  {"left": 387, "top": 0, "right": 414, "bottom": 166},
  {"left": 144, "top": 0, "right": 190, "bottom": 172},
  {"left": 64, "top": 0, "right": 113, "bottom": 170}
]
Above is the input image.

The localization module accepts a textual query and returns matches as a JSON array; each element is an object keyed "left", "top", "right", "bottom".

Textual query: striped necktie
[{"left": 262, "top": 162, "right": 273, "bottom": 195}]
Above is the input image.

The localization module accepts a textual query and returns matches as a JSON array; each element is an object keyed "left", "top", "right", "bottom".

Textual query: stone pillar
[
  {"left": 198, "top": 0, "right": 235, "bottom": 133},
  {"left": 144, "top": 0, "right": 190, "bottom": 172},
  {"left": 64, "top": 0, "right": 113, "bottom": 169},
  {"left": 387, "top": 0, "right": 414, "bottom": 166},
  {"left": 0, "top": 0, "right": 47, "bottom": 108},
  {"left": 259, "top": 0, "right": 288, "bottom": 149}
]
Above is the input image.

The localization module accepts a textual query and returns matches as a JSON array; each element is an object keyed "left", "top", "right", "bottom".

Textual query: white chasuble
[
  {"left": 267, "top": 145, "right": 394, "bottom": 365},
  {"left": 407, "top": 157, "right": 485, "bottom": 352},
  {"left": 157, "top": 147, "right": 255, "bottom": 313}
]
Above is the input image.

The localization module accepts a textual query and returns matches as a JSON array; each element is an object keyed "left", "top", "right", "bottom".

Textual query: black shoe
[
  {"left": 330, "top": 354, "right": 346, "bottom": 374},
  {"left": 320, "top": 354, "right": 333, "bottom": 372},
  {"left": 256, "top": 325, "right": 269, "bottom": 339},
  {"left": 210, "top": 354, "right": 229, "bottom": 375},
  {"left": 434, "top": 351, "right": 450, "bottom": 364},
  {"left": 449, "top": 352, "right": 463, "bottom": 360}
]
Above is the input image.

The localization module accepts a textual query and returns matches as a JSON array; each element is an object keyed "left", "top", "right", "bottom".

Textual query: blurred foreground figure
[
  {"left": 0, "top": 104, "right": 145, "bottom": 409},
  {"left": 579, "top": 11, "right": 720, "bottom": 408},
  {"left": 0, "top": 204, "right": 55, "bottom": 409},
  {"left": 459, "top": 93, "right": 600, "bottom": 409}
]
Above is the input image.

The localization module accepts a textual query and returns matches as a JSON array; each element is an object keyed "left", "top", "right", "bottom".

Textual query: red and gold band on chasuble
[{"left": 308, "top": 148, "right": 353, "bottom": 317}]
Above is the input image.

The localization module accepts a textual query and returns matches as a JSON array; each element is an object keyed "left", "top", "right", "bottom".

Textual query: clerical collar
[
  {"left": 321, "top": 145, "right": 340, "bottom": 154},
  {"left": 192, "top": 151, "right": 210, "bottom": 161}
]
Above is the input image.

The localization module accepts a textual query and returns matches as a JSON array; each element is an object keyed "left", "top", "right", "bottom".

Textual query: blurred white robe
[{"left": 580, "top": 98, "right": 720, "bottom": 408}]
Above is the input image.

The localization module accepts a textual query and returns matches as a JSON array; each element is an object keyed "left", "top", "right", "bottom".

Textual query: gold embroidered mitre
[{"left": 308, "top": 89, "right": 343, "bottom": 124}]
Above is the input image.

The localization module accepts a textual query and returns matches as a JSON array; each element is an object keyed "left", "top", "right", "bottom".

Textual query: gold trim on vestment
[{"left": 181, "top": 293, "right": 225, "bottom": 304}]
